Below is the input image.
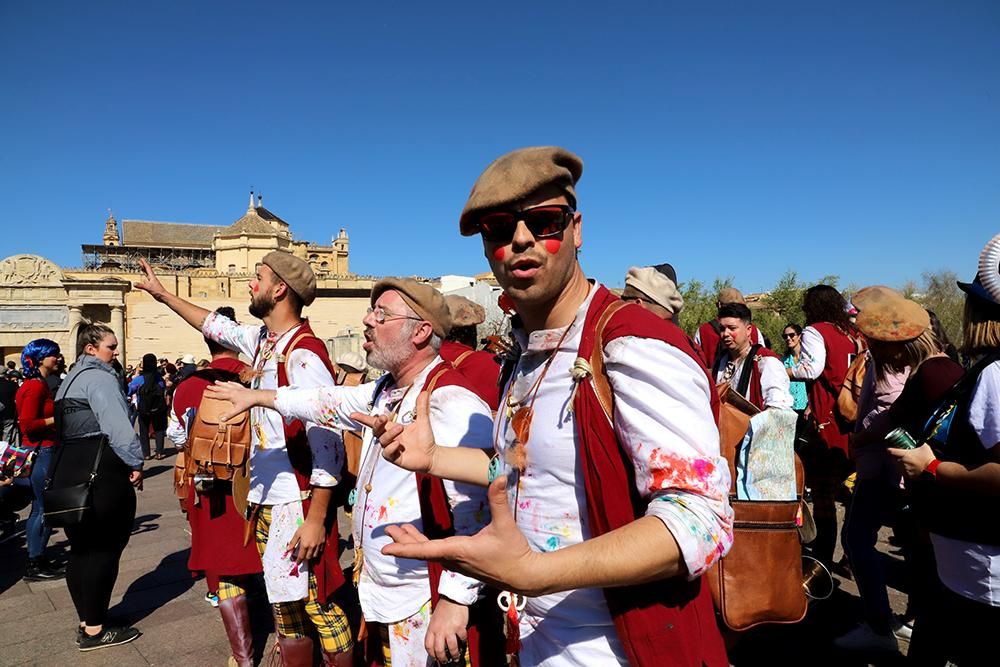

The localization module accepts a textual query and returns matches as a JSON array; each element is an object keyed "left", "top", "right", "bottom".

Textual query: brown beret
[
  {"left": 459, "top": 146, "right": 583, "bottom": 236},
  {"left": 445, "top": 294, "right": 486, "bottom": 327},
  {"left": 262, "top": 251, "right": 317, "bottom": 306},
  {"left": 851, "top": 285, "right": 898, "bottom": 312},
  {"left": 855, "top": 289, "right": 930, "bottom": 342},
  {"left": 371, "top": 277, "right": 452, "bottom": 338},
  {"left": 717, "top": 287, "right": 745, "bottom": 305}
]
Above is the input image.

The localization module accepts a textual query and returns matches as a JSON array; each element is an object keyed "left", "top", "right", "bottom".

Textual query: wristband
[{"left": 925, "top": 458, "right": 942, "bottom": 478}]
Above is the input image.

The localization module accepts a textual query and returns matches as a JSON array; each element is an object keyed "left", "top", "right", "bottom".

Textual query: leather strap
[
  {"left": 588, "top": 300, "right": 629, "bottom": 422},
  {"left": 451, "top": 350, "right": 474, "bottom": 369}
]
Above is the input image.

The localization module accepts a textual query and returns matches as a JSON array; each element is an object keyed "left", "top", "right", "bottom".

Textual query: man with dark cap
[
  {"left": 134, "top": 253, "right": 352, "bottom": 667},
  {"left": 695, "top": 286, "right": 768, "bottom": 370},
  {"left": 361, "top": 147, "right": 732, "bottom": 666},
  {"left": 203, "top": 277, "right": 497, "bottom": 667}
]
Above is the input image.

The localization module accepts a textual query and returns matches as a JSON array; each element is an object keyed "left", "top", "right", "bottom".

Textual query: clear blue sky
[{"left": 2, "top": 1, "right": 998, "bottom": 293}]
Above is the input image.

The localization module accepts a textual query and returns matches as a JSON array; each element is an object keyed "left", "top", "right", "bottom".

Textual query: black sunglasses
[
  {"left": 477, "top": 205, "right": 574, "bottom": 244},
  {"left": 783, "top": 333, "right": 798, "bottom": 339}
]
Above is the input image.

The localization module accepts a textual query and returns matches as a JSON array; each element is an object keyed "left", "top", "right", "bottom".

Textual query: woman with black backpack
[
  {"left": 888, "top": 233, "right": 1000, "bottom": 666},
  {"left": 128, "top": 353, "right": 167, "bottom": 460},
  {"left": 50, "top": 322, "right": 144, "bottom": 651}
]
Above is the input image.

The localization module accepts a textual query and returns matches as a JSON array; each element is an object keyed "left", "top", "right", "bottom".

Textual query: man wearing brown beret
[
  {"left": 440, "top": 294, "right": 501, "bottom": 411},
  {"left": 363, "top": 146, "right": 733, "bottom": 666},
  {"left": 205, "top": 277, "right": 498, "bottom": 666},
  {"left": 135, "top": 253, "right": 352, "bottom": 666}
]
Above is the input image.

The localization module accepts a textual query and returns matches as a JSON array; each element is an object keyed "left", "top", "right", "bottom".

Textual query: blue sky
[{"left": 2, "top": 1, "right": 998, "bottom": 293}]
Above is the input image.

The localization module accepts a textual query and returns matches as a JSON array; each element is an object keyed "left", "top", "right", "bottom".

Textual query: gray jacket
[{"left": 56, "top": 354, "right": 143, "bottom": 469}]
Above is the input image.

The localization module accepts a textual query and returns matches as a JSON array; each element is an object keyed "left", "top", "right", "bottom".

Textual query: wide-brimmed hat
[
  {"left": 855, "top": 287, "right": 929, "bottom": 342},
  {"left": 957, "top": 233, "right": 1000, "bottom": 306},
  {"left": 445, "top": 294, "right": 486, "bottom": 327}
]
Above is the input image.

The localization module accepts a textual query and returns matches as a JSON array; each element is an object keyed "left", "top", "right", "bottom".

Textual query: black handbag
[
  {"left": 42, "top": 437, "right": 104, "bottom": 528},
  {"left": 43, "top": 366, "right": 104, "bottom": 528}
]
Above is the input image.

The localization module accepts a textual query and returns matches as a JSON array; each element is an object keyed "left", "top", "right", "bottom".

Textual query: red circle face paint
[
  {"left": 251, "top": 282, "right": 260, "bottom": 294},
  {"left": 492, "top": 246, "right": 507, "bottom": 261},
  {"left": 543, "top": 239, "right": 562, "bottom": 254}
]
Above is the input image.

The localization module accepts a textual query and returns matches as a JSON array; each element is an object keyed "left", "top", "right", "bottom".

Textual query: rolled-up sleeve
[
  {"left": 789, "top": 326, "right": 825, "bottom": 381},
  {"left": 202, "top": 311, "right": 262, "bottom": 359},
  {"left": 427, "top": 385, "right": 493, "bottom": 604},
  {"left": 605, "top": 336, "right": 734, "bottom": 579},
  {"left": 88, "top": 374, "right": 144, "bottom": 469}
]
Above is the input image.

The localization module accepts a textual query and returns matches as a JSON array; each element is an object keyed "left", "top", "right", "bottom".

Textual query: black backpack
[{"left": 137, "top": 372, "right": 166, "bottom": 416}]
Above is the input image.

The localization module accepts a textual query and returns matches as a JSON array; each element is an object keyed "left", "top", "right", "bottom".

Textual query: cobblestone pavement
[{"left": 1, "top": 448, "right": 910, "bottom": 666}]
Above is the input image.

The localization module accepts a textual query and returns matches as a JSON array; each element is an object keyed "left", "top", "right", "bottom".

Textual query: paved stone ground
[{"left": 1, "top": 448, "right": 911, "bottom": 666}]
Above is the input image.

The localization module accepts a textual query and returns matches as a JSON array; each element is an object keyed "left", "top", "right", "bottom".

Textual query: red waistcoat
[
  {"left": 719, "top": 346, "right": 782, "bottom": 412},
  {"left": 807, "top": 322, "right": 858, "bottom": 453},
  {"left": 575, "top": 287, "right": 728, "bottom": 667},
  {"left": 265, "top": 320, "right": 346, "bottom": 605},
  {"left": 439, "top": 340, "right": 501, "bottom": 411}
]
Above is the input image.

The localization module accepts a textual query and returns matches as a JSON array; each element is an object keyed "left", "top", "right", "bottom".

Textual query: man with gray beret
[
  {"left": 135, "top": 253, "right": 352, "bottom": 666},
  {"left": 203, "top": 277, "right": 497, "bottom": 666},
  {"left": 367, "top": 147, "right": 732, "bottom": 666},
  {"left": 621, "top": 263, "right": 685, "bottom": 321}
]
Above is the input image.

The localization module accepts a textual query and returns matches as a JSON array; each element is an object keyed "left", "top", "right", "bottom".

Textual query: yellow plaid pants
[{"left": 255, "top": 504, "right": 353, "bottom": 654}]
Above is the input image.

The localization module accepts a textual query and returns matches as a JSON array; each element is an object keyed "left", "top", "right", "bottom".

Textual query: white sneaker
[
  {"left": 833, "top": 623, "right": 899, "bottom": 653},
  {"left": 892, "top": 616, "right": 913, "bottom": 641}
]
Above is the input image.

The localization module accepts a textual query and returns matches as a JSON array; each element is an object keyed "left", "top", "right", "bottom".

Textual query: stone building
[{"left": 2, "top": 195, "right": 373, "bottom": 368}]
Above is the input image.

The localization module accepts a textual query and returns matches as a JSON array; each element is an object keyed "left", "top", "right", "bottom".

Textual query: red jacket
[
  {"left": 576, "top": 287, "right": 728, "bottom": 667},
  {"left": 807, "top": 322, "right": 859, "bottom": 453},
  {"left": 16, "top": 378, "right": 56, "bottom": 448},
  {"left": 173, "top": 356, "right": 262, "bottom": 577}
]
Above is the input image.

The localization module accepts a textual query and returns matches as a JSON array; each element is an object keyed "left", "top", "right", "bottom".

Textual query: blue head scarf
[{"left": 21, "top": 338, "right": 60, "bottom": 379}]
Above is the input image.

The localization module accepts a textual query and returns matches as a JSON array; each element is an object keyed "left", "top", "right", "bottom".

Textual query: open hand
[
  {"left": 204, "top": 381, "right": 265, "bottom": 421},
  {"left": 351, "top": 390, "right": 437, "bottom": 473},
  {"left": 887, "top": 442, "right": 937, "bottom": 479},
  {"left": 133, "top": 258, "right": 168, "bottom": 301},
  {"left": 382, "top": 476, "right": 546, "bottom": 596}
]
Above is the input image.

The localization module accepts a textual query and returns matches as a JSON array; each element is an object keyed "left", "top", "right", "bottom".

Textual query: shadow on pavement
[
  {"left": 132, "top": 513, "right": 161, "bottom": 536},
  {"left": 109, "top": 548, "right": 195, "bottom": 625}
]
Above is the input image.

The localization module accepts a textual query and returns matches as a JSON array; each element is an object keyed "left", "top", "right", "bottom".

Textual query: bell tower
[{"left": 103, "top": 208, "right": 120, "bottom": 246}]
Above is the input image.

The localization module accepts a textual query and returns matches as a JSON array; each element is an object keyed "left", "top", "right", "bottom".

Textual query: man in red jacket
[{"left": 363, "top": 147, "right": 733, "bottom": 667}]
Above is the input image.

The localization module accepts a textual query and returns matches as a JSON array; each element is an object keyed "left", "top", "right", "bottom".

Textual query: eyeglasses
[
  {"left": 477, "top": 205, "right": 574, "bottom": 244},
  {"left": 367, "top": 306, "right": 422, "bottom": 325},
  {"left": 782, "top": 333, "right": 799, "bottom": 339}
]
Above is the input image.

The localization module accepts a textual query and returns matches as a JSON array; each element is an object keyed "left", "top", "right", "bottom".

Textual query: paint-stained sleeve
[
  {"left": 427, "top": 384, "right": 493, "bottom": 605},
  {"left": 285, "top": 347, "right": 346, "bottom": 488},
  {"left": 604, "top": 336, "right": 734, "bottom": 579},
  {"left": 201, "top": 310, "right": 263, "bottom": 360},
  {"left": 273, "top": 379, "right": 377, "bottom": 432}
]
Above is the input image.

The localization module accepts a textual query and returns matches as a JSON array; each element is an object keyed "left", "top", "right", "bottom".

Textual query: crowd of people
[{"left": 1, "top": 145, "right": 997, "bottom": 666}]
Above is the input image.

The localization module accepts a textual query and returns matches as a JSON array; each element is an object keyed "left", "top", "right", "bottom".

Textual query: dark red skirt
[{"left": 186, "top": 484, "right": 262, "bottom": 576}]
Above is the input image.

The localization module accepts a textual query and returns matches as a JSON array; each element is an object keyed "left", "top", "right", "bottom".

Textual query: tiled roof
[
  {"left": 220, "top": 211, "right": 279, "bottom": 236},
  {"left": 255, "top": 206, "right": 287, "bottom": 225},
  {"left": 121, "top": 220, "right": 227, "bottom": 248}
]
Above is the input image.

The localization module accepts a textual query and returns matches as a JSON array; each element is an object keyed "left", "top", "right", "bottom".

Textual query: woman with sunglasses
[{"left": 781, "top": 324, "right": 808, "bottom": 414}]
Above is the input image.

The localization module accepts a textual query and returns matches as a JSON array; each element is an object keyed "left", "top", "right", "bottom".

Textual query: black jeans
[
  {"left": 908, "top": 582, "right": 1000, "bottom": 666},
  {"left": 53, "top": 439, "right": 136, "bottom": 627},
  {"left": 137, "top": 411, "right": 167, "bottom": 457}
]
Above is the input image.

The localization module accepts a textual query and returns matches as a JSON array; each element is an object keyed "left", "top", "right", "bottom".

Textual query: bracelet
[{"left": 925, "top": 458, "right": 942, "bottom": 478}]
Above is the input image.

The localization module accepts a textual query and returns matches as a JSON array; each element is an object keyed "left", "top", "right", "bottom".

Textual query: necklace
[{"left": 350, "top": 380, "right": 417, "bottom": 586}]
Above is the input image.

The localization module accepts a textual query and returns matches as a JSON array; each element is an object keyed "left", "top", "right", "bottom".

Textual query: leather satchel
[
  {"left": 187, "top": 395, "right": 250, "bottom": 481},
  {"left": 43, "top": 438, "right": 105, "bottom": 528},
  {"left": 707, "top": 384, "right": 808, "bottom": 631}
]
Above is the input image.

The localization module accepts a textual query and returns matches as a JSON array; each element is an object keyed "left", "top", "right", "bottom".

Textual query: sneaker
[
  {"left": 78, "top": 626, "right": 141, "bottom": 651},
  {"left": 205, "top": 591, "right": 220, "bottom": 608},
  {"left": 892, "top": 616, "right": 913, "bottom": 641},
  {"left": 23, "top": 558, "right": 65, "bottom": 582},
  {"left": 833, "top": 623, "right": 899, "bottom": 653},
  {"left": 76, "top": 626, "right": 84, "bottom": 646}
]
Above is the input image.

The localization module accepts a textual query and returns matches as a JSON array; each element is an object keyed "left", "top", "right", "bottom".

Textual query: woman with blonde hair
[{"left": 889, "top": 233, "right": 1000, "bottom": 665}]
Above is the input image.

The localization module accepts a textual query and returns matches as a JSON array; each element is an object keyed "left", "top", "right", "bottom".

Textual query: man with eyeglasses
[
  {"left": 355, "top": 147, "right": 733, "bottom": 666},
  {"left": 203, "top": 278, "right": 497, "bottom": 667},
  {"left": 135, "top": 252, "right": 353, "bottom": 667}
]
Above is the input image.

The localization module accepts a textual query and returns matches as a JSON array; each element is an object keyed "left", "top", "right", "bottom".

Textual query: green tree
[{"left": 912, "top": 269, "right": 964, "bottom": 347}]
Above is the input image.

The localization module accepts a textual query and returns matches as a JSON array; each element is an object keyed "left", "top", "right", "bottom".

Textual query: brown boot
[
  {"left": 276, "top": 635, "right": 315, "bottom": 667},
  {"left": 218, "top": 595, "right": 254, "bottom": 667},
  {"left": 320, "top": 649, "right": 354, "bottom": 667}
]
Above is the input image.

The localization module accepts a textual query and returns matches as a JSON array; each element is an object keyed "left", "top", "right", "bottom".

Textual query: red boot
[
  {"left": 276, "top": 635, "right": 315, "bottom": 667},
  {"left": 218, "top": 595, "right": 254, "bottom": 667}
]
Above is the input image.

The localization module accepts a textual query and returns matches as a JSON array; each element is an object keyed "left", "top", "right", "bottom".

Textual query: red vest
[
  {"left": 265, "top": 320, "right": 346, "bottom": 604},
  {"left": 439, "top": 340, "right": 501, "bottom": 411},
  {"left": 807, "top": 322, "right": 858, "bottom": 453},
  {"left": 717, "top": 346, "right": 782, "bottom": 411},
  {"left": 575, "top": 287, "right": 728, "bottom": 667}
]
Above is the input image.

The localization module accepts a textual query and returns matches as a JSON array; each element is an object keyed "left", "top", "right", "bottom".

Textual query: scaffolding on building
[{"left": 81, "top": 244, "right": 216, "bottom": 272}]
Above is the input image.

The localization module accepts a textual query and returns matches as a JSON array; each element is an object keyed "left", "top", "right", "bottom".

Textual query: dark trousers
[
  {"left": 54, "top": 440, "right": 137, "bottom": 627},
  {"left": 803, "top": 445, "right": 852, "bottom": 566},
  {"left": 842, "top": 479, "right": 896, "bottom": 634},
  {"left": 908, "top": 583, "right": 1000, "bottom": 666},
  {"left": 137, "top": 411, "right": 167, "bottom": 457}
]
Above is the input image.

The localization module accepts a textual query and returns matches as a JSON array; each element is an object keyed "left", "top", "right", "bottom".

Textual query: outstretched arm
[
  {"left": 382, "top": 477, "right": 685, "bottom": 597},
  {"left": 134, "top": 258, "right": 211, "bottom": 331}
]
